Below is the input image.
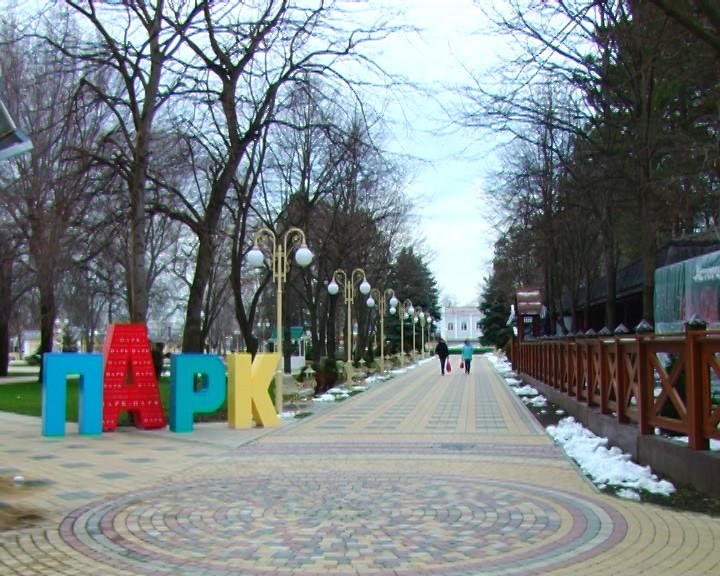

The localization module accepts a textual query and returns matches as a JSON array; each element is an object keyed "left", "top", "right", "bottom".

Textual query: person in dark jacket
[
  {"left": 151, "top": 342, "right": 165, "bottom": 381},
  {"left": 435, "top": 337, "right": 449, "bottom": 375}
]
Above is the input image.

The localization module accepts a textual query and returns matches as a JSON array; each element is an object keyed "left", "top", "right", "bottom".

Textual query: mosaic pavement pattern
[{"left": 55, "top": 473, "right": 626, "bottom": 576}]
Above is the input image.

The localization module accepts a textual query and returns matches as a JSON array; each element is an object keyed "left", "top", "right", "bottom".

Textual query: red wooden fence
[{"left": 512, "top": 327, "right": 720, "bottom": 450}]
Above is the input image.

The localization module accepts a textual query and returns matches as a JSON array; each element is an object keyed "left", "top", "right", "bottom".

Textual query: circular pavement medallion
[{"left": 60, "top": 473, "right": 626, "bottom": 575}]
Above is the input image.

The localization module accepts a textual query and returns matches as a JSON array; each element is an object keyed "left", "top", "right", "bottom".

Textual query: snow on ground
[
  {"left": 522, "top": 395, "right": 547, "bottom": 408},
  {"left": 547, "top": 417, "right": 675, "bottom": 496},
  {"left": 312, "top": 357, "right": 437, "bottom": 404},
  {"left": 483, "top": 352, "right": 676, "bottom": 499}
]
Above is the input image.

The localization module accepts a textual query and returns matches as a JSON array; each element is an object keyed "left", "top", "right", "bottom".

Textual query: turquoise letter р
[
  {"left": 42, "top": 353, "right": 103, "bottom": 437},
  {"left": 170, "top": 354, "right": 226, "bottom": 433}
]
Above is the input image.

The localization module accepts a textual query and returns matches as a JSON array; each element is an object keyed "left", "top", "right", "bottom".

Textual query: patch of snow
[
  {"left": 523, "top": 396, "right": 547, "bottom": 408},
  {"left": 616, "top": 488, "right": 641, "bottom": 501},
  {"left": 513, "top": 385, "right": 539, "bottom": 397},
  {"left": 547, "top": 417, "right": 675, "bottom": 496}
]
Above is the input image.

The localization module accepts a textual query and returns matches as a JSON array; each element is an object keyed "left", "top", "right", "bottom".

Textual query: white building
[{"left": 440, "top": 305, "right": 483, "bottom": 346}]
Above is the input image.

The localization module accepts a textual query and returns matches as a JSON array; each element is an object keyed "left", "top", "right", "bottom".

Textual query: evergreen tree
[
  {"left": 384, "top": 247, "right": 441, "bottom": 354},
  {"left": 478, "top": 273, "right": 513, "bottom": 350}
]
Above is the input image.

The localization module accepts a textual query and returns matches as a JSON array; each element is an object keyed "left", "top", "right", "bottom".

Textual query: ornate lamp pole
[
  {"left": 417, "top": 308, "right": 426, "bottom": 359},
  {"left": 328, "top": 269, "right": 371, "bottom": 383},
  {"left": 412, "top": 313, "right": 418, "bottom": 360},
  {"left": 247, "top": 227, "right": 313, "bottom": 413},
  {"left": 397, "top": 299, "right": 414, "bottom": 366},
  {"left": 426, "top": 315, "right": 433, "bottom": 349},
  {"left": 366, "top": 288, "right": 398, "bottom": 373}
]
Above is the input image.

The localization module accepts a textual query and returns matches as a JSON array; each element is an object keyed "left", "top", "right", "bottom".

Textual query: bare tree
[
  {"left": 44, "top": 0, "right": 202, "bottom": 323},
  {"left": 0, "top": 224, "right": 29, "bottom": 373},
  {"left": 153, "top": 1, "right": 399, "bottom": 352},
  {"left": 0, "top": 16, "right": 109, "bottom": 367},
  {"left": 468, "top": 0, "right": 719, "bottom": 326},
  {"left": 648, "top": 0, "right": 720, "bottom": 55}
]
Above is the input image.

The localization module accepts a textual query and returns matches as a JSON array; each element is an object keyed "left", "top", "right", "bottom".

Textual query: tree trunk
[
  {"left": 128, "top": 177, "right": 148, "bottom": 323},
  {"left": 0, "top": 255, "right": 12, "bottom": 376},
  {"left": 307, "top": 282, "right": 321, "bottom": 362},
  {"left": 641, "top": 196, "right": 657, "bottom": 324},
  {"left": 246, "top": 334, "right": 258, "bottom": 358},
  {"left": 38, "top": 285, "right": 57, "bottom": 382},
  {"left": 127, "top": 95, "right": 157, "bottom": 323},
  {"left": 583, "top": 270, "right": 591, "bottom": 332},
  {"left": 0, "top": 322, "right": 8, "bottom": 377},
  {"left": 327, "top": 296, "right": 337, "bottom": 360},
  {"left": 283, "top": 321, "right": 292, "bottom": 374},
  {"left": 543, "top": 260, "right": 552, "bottom": 335},
  {"left": 181, "top": 119, "right": 243, "bottom": 352},
  {"left": 603, "top": 235, "right": 617, "bottom": 331},
  {"left": 182, "top": 231, "right": 214, "bottom": 352}
]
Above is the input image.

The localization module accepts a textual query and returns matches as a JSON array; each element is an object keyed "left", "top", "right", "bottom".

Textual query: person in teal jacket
[{"left": 461, "top": 340, "right": 474, "bottom": 374}]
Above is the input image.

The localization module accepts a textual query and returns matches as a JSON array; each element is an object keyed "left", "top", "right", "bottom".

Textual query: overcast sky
[{"left": 349, "top": 0, "right": 506, "bottom": 306}]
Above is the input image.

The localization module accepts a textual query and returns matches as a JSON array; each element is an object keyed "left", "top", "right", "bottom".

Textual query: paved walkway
[{"left": 1, "top": 356, "right": 719, "bottom": 575}]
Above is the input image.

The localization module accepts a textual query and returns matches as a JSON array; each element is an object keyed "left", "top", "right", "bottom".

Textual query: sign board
[{"left": 515, "top": 288, "right": 543, "bottom": 316}]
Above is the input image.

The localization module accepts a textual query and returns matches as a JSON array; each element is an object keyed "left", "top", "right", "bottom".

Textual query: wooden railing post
[
  {"left": 585, "top": 331, "right": 596, "bottom": 405},
  {"left": 575, "top": 337, "right": 583, "bottom": 401},
  {"left": 599, "top": 336, "right": 609, "bottom": 414},
  {"left": 614, "top": 324, "right": 631, "bottom": 424},
  {"left": 635, "top": 320, "right": 654, "bottom": 435},
  {"left": 685, "top": 316, "right": 709, "bottom": 450}
]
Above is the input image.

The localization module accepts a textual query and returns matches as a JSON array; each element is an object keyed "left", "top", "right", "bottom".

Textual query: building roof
[
  {"left": 577, "top": 237, "right": 720, "bottom": 307},
  {"left": 443, "top": 305, "right": 482, "bottom": 314}
]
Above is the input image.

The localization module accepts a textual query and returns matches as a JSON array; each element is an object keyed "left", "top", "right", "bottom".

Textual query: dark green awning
[{"left": 270, "top": 326, "right": 305, "bottom": 341}]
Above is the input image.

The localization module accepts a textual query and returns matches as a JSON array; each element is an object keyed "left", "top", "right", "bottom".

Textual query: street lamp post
[
  {"left": 417, "top": 308, "right": 426, "bottom": 359},
  {"left": 426, "top": 316, "right": 433, "bottom": 349},
  {"left": 412, "top": 314, "right": 418, "bottom": 360},
  {"left": 420, "top": 312, "right": 430, "bottom": 359},
  {"left": 397, "top": 299, "right": 414, "bottom": 366},
  {"left": 247, "top": 227, "right": 313, "bottom": 413},
  {"left": 328, "top": 268, "right": 371, "bottom": 383},
  {"left": 366, "top": 288, "right": 398, "bottom": 373}
]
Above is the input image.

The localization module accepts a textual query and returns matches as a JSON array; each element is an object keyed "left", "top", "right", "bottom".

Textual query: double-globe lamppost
[
  {"left": 423, "top": 315, "right": 433, "bottom": 355},
  {"left": 396, "top": 299, "right": 414, "bottom": 366},
  {"left": 415, "top": 307, "right": 426, "bottom": 359},
  {"left": 426, "top": 314, "right": 435, "bottom": 352},
  {"left": 247, "top": 227, "right": 313, "bottom": 413},
  {"left": 327, "top": 269, "right": 371, "bottom": 383},
  {"left": 365, "top": 288, "right": 398, "bottom": 373}
]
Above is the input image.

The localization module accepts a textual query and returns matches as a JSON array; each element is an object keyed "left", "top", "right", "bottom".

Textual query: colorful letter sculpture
[
  {"left": 227, "top": 352, "right": 280, "bottom": 429},
  {"left": 169, "top": 354, "right": 226, "bottom": 433},
  {"left": 102, "top": 324, "right": 166, "bottom": 431},
  {"left": 39, "top": 324, "right": 286, "bottom": 437},
  {"left": 42, "top": 353, "right": 103, "bottom": 436}
]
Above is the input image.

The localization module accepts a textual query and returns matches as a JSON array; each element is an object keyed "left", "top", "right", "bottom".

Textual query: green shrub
[{"left": 447, "top": 346, "right": 493, "bottom": 355}]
